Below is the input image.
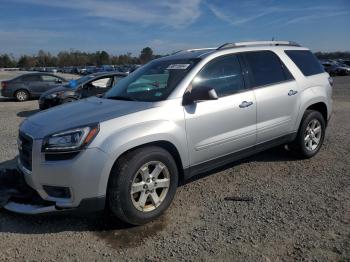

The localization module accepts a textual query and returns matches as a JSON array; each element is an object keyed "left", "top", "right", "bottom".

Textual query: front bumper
[
  {"left": 18, "top": 129, "right": 110, "bottom": 213},
  {"left": 38, "top": 98, "right": 59, "bottom": 110},
  {"left": 18, "top": 144, "right": 109, "bottom": 208},
  {"left": 1, "top": 168, "right": 106, "bottom": 215}
]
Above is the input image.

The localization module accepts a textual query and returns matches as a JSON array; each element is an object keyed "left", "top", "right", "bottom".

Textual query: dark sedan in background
[
  {"left": 1, "top": 73, "right": 67, "bottom": 101},
  {"left": 38, "top": 71, "right": 127, "bottom": 110},
  {"left": 321, "top": 61, "right": 350, "bottom": 76}
]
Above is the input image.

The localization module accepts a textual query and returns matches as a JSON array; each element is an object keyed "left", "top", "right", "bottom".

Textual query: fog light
[{"left": 43, "top": 186, "right": 71, "bottom": 198}]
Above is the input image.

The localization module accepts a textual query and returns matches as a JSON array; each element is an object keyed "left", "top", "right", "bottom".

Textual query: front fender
[{"left": 92, "top": 119, "right": 188, "bottom": 196}]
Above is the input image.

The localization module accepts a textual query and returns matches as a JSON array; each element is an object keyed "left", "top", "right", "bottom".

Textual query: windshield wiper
[{"left": 106, "top": 95, "right": 137, "bottom": 101}]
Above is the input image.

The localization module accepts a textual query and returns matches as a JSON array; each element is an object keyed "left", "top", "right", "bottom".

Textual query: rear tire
[
  {"left": 289, "top": 110, "right": 326, "bottom": 159},
  {"left": 107, "top": 146, "right": 178, "bottom": 225},
  {"left": 15, "top": 90, "right": 29, "bottom": 102}
]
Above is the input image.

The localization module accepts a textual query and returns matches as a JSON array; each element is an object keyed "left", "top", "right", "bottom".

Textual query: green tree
[
  {"left": 139, "top": 47, "right": 153, "bottom": 64},
  {"left": 17, "top": 55, "right": 36, "bottom": 68},
  {"left": 0, "top": 54, "right": 16, "bottom": 68}
]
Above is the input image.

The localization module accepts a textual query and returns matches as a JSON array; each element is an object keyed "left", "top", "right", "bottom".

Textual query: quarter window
[
  {"left": 242, "top": 51, "right": 291, "bottom": 88},
  {"left": 42, "top": 75, "right": 60, "bottom": 82},
  {"left": 192, "top": 54, "right": 245, "bottom": 97},
  {"left": 285, "top": 50, "right": 325, "bottom": 76}
]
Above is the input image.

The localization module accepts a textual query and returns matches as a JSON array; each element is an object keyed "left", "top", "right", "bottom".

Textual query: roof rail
[
  {"left": 217, "top": 41, "right": 300, "bottom": 50},
  {"left": 172, "top": 47, "right": 216, "bottom": 55}
]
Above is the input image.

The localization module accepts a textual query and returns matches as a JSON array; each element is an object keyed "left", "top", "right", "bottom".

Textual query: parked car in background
[
  {"left": 336, "top": 62, "right": 350, "bottom": 74},
  {"left": 59, "top": 67, "right": 74, "bottom": 73},
  {"left": 100, "top": 65, "right": 115, "bottom": 72},
  {"left": 1, "top": 73, "right": 68, "bottom": 101},
  {"left": 321, "top": 61, "right": 350, "bottom": 76},
  {"left": 342, "top": 60, "right": 350, "bottom": 66},
  {"left": 80, "top": 66, "right": 98, "bottom": 75},
  {"left": 38, "top": 71, "right": 127, "bottom": 109},
  {"left": 46, "top": 67, "right": 58, "bottom": 74}
]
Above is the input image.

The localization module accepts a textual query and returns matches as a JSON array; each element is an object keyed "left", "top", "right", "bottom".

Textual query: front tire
[
  {"left": 290, "top": 110, "right": 326, "bottom": 159},
  {"left": 107, "top": 146, "right": 178, "bottom": 225}
]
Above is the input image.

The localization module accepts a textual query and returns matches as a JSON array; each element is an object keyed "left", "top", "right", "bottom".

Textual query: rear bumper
[{"left": 0, "top": 88, "right": 12, "bottom": 98}]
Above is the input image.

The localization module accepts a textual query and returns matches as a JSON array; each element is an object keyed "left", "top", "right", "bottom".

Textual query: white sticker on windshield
[{"left": 167, "top": 64, "right": 190, "bottom": 70}]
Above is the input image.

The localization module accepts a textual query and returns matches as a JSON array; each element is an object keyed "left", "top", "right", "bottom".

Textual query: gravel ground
[{"left": 0, "top": 73, "right": 349, "bottom": 261}]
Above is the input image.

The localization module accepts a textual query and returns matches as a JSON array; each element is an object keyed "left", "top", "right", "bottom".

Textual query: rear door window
[
  {"left": 241, "top": 51, "right": 291, "bottom": 88},
  {"left": 285, "top": 50, "right": 325, "bottom": 76},
  {"left": 21, "top": 75, "right": 42, "bottom": 82}
]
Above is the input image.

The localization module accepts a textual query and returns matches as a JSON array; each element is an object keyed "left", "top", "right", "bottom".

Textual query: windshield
[{"left": 105, "top": 58, "right": 200, "bottom": 102}]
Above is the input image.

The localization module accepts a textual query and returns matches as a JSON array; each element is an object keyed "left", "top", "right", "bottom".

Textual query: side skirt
[{"left": 184, "top": 132, "right": 297, "bottom": 180}]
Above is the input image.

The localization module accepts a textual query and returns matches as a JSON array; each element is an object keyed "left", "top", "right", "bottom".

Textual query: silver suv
[{"left": 9, "top": 41, "right": 332, "bottom": 225}]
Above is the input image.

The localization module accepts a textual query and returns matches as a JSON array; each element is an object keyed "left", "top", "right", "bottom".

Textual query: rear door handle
[
  {"left": 239, "top": 101, "right": 253, "bottom": 108},
  {"left": 288, "top": 89, "right": 298, "bottom": 96}
]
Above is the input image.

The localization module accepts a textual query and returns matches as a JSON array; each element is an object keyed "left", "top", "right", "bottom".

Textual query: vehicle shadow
[
  {"left": 0, "top": 146, "right": 296, "bottom": 238},
  {"left": 182, "top": 146, "right": 298, "bottom": 185},
  {"left": 0, "top": 97, "right": 15, "bottom": 102},
  {"left": 0, "top": 97, "right": 38, "bottom": 103},
  {"left": 0, "top": 157, "right": 18, "bottom": 170},
  {"left": 0, "top": 208, "right": 168, "bottom": 249},
  {"left": 0, "top": 157, "right": 167, "bottom": 248},
  {"left": 17, "top": 109, "right": 40, "bottom": 118}
]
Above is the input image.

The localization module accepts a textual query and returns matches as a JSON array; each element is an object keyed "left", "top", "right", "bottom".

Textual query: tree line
[
  {"left": 0, "top": 47, "right": 161, "bottom": 68},
  {"left": 1, "top": 49, "right": 349, "bottom": 68},
  {"left": 314, "top": 51, "right": 350, "bottom": 60}
]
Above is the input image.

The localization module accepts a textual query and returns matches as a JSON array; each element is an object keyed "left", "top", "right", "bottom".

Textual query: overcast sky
[{"left": 0, "top": 0, "right": 349, "bottom": 56}]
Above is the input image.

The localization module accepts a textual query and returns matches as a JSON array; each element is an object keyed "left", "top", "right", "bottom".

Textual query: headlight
[
  {"left": 47, "top": 93, "right": 58, "bottom": 99},
  {"left": 42, "top": 124, "right": 99, "bottom": 152},
  {"left": 47, "top": 91, "right": 64, "bottom": 99}
]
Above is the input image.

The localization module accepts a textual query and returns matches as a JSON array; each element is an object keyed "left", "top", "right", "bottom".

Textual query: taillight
[
  {"left": 1, "top": 81, "right": 8, "bottom": 89},
  {"left": 328, "top": 77, "right": 333, "bottom": 87}
]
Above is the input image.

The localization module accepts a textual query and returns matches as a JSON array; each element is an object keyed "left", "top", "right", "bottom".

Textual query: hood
[
  {"left": 40, "top": 85, "right": 71, "bottom": 98},
  {"left": 21, "top": 97, "right": 155, "bottom": 139}
]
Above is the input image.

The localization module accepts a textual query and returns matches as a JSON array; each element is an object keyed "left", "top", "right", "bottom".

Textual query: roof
[
  {"left": 24, "top": 72, "right": 62, "bottom": 76},
  {"left": 161, "top": 40, "right": 305, "bottom": 61},
  {"left": 88, "top": 71, "right": 128, "bottom": 78}
]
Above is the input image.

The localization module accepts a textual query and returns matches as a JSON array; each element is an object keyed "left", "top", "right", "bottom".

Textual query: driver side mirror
[
  {"left": 56, "top": 79, "right": 62, "bottom": 84},
  {"left": 182, "top": 87, "right": 218, "bottom": 105}
]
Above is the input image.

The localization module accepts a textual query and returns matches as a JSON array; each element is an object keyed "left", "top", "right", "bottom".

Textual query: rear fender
[{"left": 294, "top": 85, "right": 330, "bottom": 130}]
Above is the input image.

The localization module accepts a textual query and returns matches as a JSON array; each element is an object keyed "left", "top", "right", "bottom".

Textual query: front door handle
[
  {"left": 239, "top": 101, "right": 253, "bottom": 108},
  {"left": 288, "top": 89, "right": 298, "bottom": 96}
]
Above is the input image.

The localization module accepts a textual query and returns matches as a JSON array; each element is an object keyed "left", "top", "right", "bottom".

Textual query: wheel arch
[
  {"left": 114, "top": 140, "right": 184, "bottom": 177},
  {"left": 294, "top": 84, "right": 331, "bottom": 131},
  {"left": 306, "top": 102, "right": 328, "bottom": 125},
  {"left": 14, "top": 88, "right": 30, "bottom": 97},
  {"left": 100, "top": 139, "right": 186, "bottom": 200}
]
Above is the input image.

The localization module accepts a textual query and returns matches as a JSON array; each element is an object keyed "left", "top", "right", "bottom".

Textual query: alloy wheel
[
  {"left": 304, "top": 119, "right": 322, "bottom": 151},
  {"left": 16, "top": 91, "right": 28, "bottom": 101},
  {"left": 131, "top": 161, "right": 170, "bottom": 212}
]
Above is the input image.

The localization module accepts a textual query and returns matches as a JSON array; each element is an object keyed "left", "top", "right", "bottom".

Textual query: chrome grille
[{"left": 18, "top": 132, "right": 33, "bottom": 171}]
